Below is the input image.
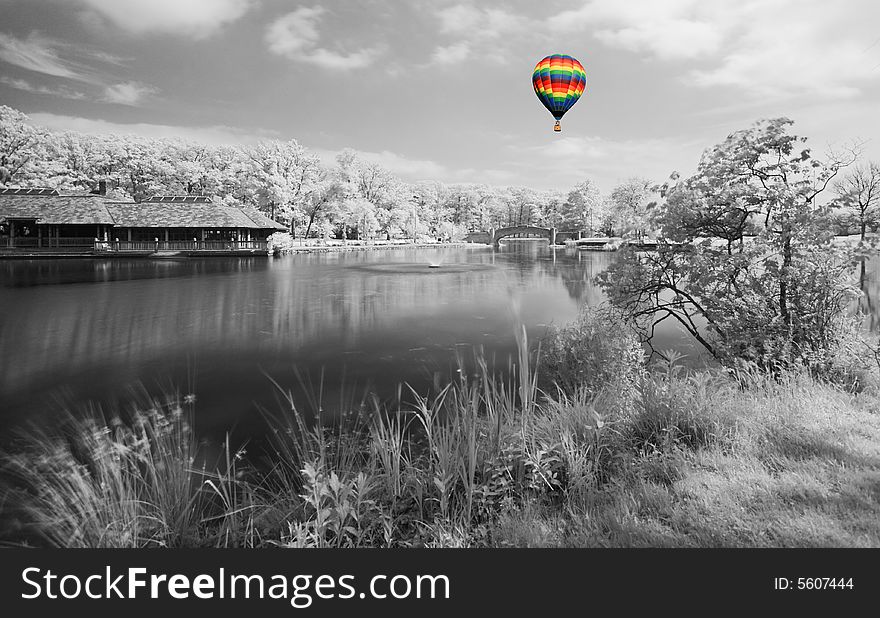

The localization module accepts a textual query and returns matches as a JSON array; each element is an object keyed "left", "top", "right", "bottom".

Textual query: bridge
[{"left": 464, "top": 226, "right": 584, "bottom": 246}]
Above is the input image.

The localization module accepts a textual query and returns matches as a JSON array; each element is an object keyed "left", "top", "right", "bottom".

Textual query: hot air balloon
[{"left": 532, "top": 54, "right": 586, "bottom": 132}]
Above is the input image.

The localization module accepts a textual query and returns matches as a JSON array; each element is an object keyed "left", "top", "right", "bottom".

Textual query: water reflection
[
  {"left": 859, "top": 257, "right": 880, "bottom": 332},
  {"left": 0, "top": 246, "right": 610, "bottom": 436},
  {"left": 7, "top": 245, "right": 870, "bottom": 440}
]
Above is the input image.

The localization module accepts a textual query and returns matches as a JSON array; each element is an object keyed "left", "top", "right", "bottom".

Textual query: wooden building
[{"left": 0, "top": 189, "right": 286, "bottom": 252}]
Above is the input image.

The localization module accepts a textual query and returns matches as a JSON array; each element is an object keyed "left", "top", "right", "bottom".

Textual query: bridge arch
[{"left": 493, "top": 225, "right": 555, "bottom": 246}]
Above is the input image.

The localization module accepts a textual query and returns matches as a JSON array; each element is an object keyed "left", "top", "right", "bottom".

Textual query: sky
[{"left": 1, "top": 0, "right": 878, "bottom": 192}]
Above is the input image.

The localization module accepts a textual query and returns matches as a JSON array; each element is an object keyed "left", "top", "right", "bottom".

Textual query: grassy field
[{"left": 2, "top": 319, "right": 879, "bottom": 548}]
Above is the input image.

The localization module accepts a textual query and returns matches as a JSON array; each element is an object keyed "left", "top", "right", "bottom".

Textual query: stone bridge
[{"left": 464, "top": 226, "right": 584, "bottom": 246}]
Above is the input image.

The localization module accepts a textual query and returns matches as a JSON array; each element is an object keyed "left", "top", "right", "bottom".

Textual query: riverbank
[
  {"left": 3, "top": 321, "right": 878, "bottom": 548},
  {"left": 0, "top": 241, "right": 485, "bottom": 259},
  {"left": 269, "top": 240, "right": 483, "bottom": 255}
]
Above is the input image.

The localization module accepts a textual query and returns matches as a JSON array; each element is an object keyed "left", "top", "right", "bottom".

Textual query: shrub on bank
[{"left": 540, "top": 306, "right": 645, "bottom": 411}]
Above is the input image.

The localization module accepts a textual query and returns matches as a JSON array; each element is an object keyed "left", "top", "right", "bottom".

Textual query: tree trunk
[
  {"left": 304, "top": 209, "right": 317, "bottom": 240},
  {"left": 780, "top": 224, "right": 791, "bottom": 327}
]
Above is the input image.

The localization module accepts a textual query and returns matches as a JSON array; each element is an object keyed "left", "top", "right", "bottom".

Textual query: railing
[
  {"left": 111, "top": 240, "right": 269, "bottom": 251},
  {"left": 2, "top": 238, "right": 269, "bottom": 252},
  {"left": 3, "top": 237, "right": 95, "bottom": 251}
]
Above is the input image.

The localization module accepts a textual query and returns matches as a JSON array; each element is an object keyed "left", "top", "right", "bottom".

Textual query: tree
[
  {"left": 540, "top": 189, "right": 567, "bottom": 229},
  {"left": 300, "top": 172, "right": 340, "bottom": 239},
  {"left": 114, "top": 136, "right": 175, "bottom": 201},
  {"left": 0, "top": 106, "right": 53, "bottom": 186},
  {"left": 244, "top": 140, "right": 322, "bottom": 231},
  {"left": 835, "top": 161, "right": 880, "bottom": 242},
  {"left": 608, "top": 177, "right": 655, "bottom": 241},
  {"left": 598, "top": 118, "right": 862, "bottom": 373},
  {"left": 563, "top": 179, "right": 602, "bottom": 233}
]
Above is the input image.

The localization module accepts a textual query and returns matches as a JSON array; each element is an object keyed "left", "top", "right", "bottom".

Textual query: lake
[{"left": 1, "top": 243, "right": 877, "bottom": 446}]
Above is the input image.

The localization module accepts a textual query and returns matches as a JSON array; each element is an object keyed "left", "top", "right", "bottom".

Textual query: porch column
[
  {"left": 127, "top": 229, "right": 132, "bottom": 242},
  {"left": 164, "top": 228, "right": 169, "bottom": 248},
  {"left": 38, "top": 225, "right": 42, "bottom": 248}
]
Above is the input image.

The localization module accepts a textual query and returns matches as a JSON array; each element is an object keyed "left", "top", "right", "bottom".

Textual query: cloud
[
  {"left": 0, "top": 30, "right": 160, "bottom": 105},
  {"left": 103, "top": 81, "right": 158, "bottom": 105},
  {"left": 0, "top": 76, "right": 87, "bottom": 99},
  {"left": 686, "top": 2, "right": 880, "bottom": 99},
  {"left": 314, "top": 147, "right": 449, "bottom": 179},
  {"left": 266, "top": 7, "right": 382, "bottom": 70},
  {"left": 555, "top": 0, "right": 880, "bottom": 99},
  {"left": 555, "top": 0, "right": 721, "bottom": 60},
  {"left": 75, "top": 0, "right": 253, "bottom": 39},
  {"left": 27, "top": 112, "right": 277, "bottom": 145},
  {"left": 515, "top": 134, "right": 703, "bottom": 190},
  {"left": 429, "top": 4, "right": 530, "bottom": 65},
  {"left": 0, "top": 32, "right": 92, "bottom": 80},
  {"left": 430, "top": 42, "right": 470, "bottom": 66},
  {"left": 313, "top": 146, "right": 518, "bottom": 185},
  {"left": 594, "top": 19, "right": 721, "bottom": 61},
  {"left": 436, "top": 4, "right": 527, "bottom": 38}
]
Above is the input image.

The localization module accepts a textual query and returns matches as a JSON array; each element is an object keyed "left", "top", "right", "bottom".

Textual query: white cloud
[
  {"left": 429, "top": 4, "right": 530, "bottom": 65},
  {"left": 687, "top": 2, "right": 880, "bottom": 99},
  {"left": 555, "top": 0, "right": 721, "bottom": 60},
  {"left": 594, "top": 18, "right": 721, "bottom": 61},
  {"left": 436, "top": 5, "right": 483, "bottom": 35},
  {"left": 436, "top": 5, "right": 526, "bottom": 38},
  {"left": 314, "top": 147, "right": 449, "bottom": 179},
  {"left": 516, "top": 134, "right": 702, "bottom": 190},
  {"left": 0, "top": 32, "right": 91, "bottom": 80},
  {"left": 27, "top": 112, "right": 276, "bottom": 145},
  {"left": 76, "top": 0, "right": 253, "bottom": 39},
  {"left": 103, "top": 81, "right": 158, "bottom": 105},
  {"left": 555, "top": 0, "right": 880, "bottom": 99},
  {"left": 0, "top": 76, "right": 87, "bottom": 99},
  {"left": 0, "top": 31, "right": 159, "bottom": 105},
  {"left": 430, "top": 42, "right": 470, "bottom": 66},
  {"left": 266, "top": 7, "right": 382, "bottom": 70}
]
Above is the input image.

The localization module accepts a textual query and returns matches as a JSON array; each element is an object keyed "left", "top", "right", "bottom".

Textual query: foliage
[
  {"left": 3, "top": 325, "right": 878, "bottom": 548},
  {"left": 1, "top": 398, "right": 203, "bottom": 547},
  {"left": 0, "top": 105, "right": 53, "bottom": 186},
  {"left": 608, "top": 177, "right": 656, "bottom": 240},
  {"left": 562, "top": 179, "right": 603, "bottom": 233},
  {"left": 0, "top": 105, "right": 660, "bottom": 240},
  {"left": 598, "top": 118, "right": 864, "bottom": 374},
  {"left": 540, "top": 306, "right": 645, "bottom": 407}
]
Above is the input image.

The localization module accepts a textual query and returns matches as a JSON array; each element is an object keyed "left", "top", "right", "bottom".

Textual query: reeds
[{"left": 3, "top": 318, "right": 878, "bottom": 548}]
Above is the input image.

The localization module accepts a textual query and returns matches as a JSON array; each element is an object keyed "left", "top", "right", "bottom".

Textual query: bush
[
  {"left": 800, "top": 314, "right": 878, "bottom": 392},
  {"left": 540, "top": 306, "right": 645, "bottom": 410},
  {"left": 624, "top": 360, "right": 738, "bottom": 454}
]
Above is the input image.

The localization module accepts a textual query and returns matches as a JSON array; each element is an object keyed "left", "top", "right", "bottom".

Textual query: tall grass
[
  {"left": 3, "top": 317, "right": 878, "bottom": 548},
  {"left": 1, "top": 398, "right": 202, "bottom": 547}
]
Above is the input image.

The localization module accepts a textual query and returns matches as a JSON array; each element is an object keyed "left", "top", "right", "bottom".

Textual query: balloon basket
[{"left": 553, "top": 121, "right": 561, "bottom": 132}]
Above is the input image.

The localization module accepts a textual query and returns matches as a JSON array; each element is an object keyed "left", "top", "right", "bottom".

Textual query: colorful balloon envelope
[{"left": 532, "top": 54, "right": 586, "bottom": 132}]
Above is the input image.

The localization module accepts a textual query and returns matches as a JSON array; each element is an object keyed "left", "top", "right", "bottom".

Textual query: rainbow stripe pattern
[{"left": 532, "top": 54, "right": 587, "bottom": 122}]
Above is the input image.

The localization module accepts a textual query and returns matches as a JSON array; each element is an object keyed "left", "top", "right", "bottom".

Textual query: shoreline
[
  {"left": 0, "top": 241, "right": 490, "bottom": 260},
  {"left": 270, "top": 241, "right": 487, "bottom": 255}
]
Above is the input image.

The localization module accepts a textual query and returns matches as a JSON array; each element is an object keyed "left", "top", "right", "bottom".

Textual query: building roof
[
  {"left": 0, "top": 187, "right": 59, "bottom": 196},
  {"left": 0, "top": 193, "right": 117, "bottom": 224},
  {"left": 240, "top": 204, "right": 289, "bottom": 231},
  {"left": 0, "top": 191, "right": 287, "bottom": 230},
  {"left": 144, "top": 195, "right": 213, "bottom": 203}
]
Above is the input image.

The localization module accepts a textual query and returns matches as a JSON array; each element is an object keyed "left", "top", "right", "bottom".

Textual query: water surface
[{"left": 5, "top": 243, "right": 873, "bottom": 442}]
